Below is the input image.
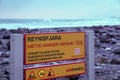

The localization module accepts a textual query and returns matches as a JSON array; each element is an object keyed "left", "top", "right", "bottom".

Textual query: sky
[{"left": 0, "top": 0, "right": 120, "bottom": 19}]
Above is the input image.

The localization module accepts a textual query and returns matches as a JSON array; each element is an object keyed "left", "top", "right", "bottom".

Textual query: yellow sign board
[
  {"left": 24, "top": 62, "right": 85, "bottom": 80},
  {"left": 24, "top": 32, "right": 85, "bottom": 64}
]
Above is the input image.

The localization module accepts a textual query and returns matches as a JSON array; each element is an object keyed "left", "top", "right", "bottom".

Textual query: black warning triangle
[{"left": 48, "top": 68, "right": 55, "bottom": 77}]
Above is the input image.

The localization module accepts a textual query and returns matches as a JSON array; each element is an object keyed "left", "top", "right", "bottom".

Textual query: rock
[
  {"left": 4, "top": 69, "right": 9, "bottom": 75},
  {"left": 113, "top": 48, "right": 120, "bottom": 55},
  {"left": 107, "top": 33, "right": 119, "bottom": 38},
  {"left": 0, "top": 28, "right": 7, "bottom": 34},
  {"left": 100, "top": 36, "right": 111, "bottom": 43},
  {"left": 57, "top": 29, "right": 64, "bottom": 32},
  {"left": 98, "top": 58, "right": 109, "bottom": 63},
  {"left": 113, "top": 78, "right": 120, "bottom": 80},
  {"left": 18, "top": 28, "right": 25, "bottom": 33},
  {"left": 9, "top": 28, "right": 31, "bottom": 34},
  {"left": 2, "top": 35, "right": 10, "bottom": 39},
  {"left": 115, "top": 26, "right": 120, "bottom": 30},
  {"left": 9, "top": 29, "right": 17, "bottom": 33},
  {"left": 67, "top": 76, "right": 79, "bottom": 80},
  {"left": 0, "top": 36, "right": 2, "bottom": 39},
  {"left": 75, "top": 28, "right": 81, "bottom": 31},
  {"left": 94, "top": 28, "right": 100, "bottom": 33},
  {"left": 95, "top": 33, "right": 101, "bottom": 38},
  {"left": 0, "top": 45, "right": 8, "bottom": 51},
  {"left": 0, "top": 40, "right": 2, "bottom": 45},
  {"left": 6, "top": 41, "right": 10, "bottom": 50},
  {"left": 92, "top": 26, "right": 104, "bottom": 33},
  {"left": 0, "top": 58, "right": 10, "bottom": 66},
  {"left": 105, "top": 47, "right": 112, "bottom": 51},
  {"left": 110, "top": 39, "right": 117, "bottom": 44},
  {"left": 0, "top": 52, "right": 3, "bottom": 56},
  {"left": 113, "top": 77, "right": 120, "bottom": 80},
  {"left": 110, "top": 59, "right": 120, "bottom": 64},
  {"left": 1, "top": 61, "right": 10, "bottom": 66},
  {"left": 0, "top": 78, "right": 8, "bottom": 80},
  {"left": 6, "top": 76, "right": 10, "bottom": 80},
  {"left": 95, "top": 42, "right": 101, "bottom": 48},
  {"left": 1, "top": 52, "right": 10, "bottom": 58}
]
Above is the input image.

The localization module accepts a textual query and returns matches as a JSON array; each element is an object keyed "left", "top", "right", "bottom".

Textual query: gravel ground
[{"left": 0, "top": 26, "right": 120, "bottom": 80}]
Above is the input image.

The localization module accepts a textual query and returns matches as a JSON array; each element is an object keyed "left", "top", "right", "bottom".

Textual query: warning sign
[
  {"left": 48, "top": 68, "right": 55, "bottom": 77},
  {"left": 28, "top": 71, "right": 36, "bottom": 80},
  {"left": 24, "top": 62, "right": 85, "bottom": 80},
  {"left": 38, "top": 69, "right": 46, "bottom": 78},
  {"left": 24, "top": 32, "right": 85, "bottom": 64}
]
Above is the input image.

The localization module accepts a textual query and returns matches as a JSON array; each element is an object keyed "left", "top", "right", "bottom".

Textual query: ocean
[{"left": 0, "top": 18, "right": 120, "bottom": 29}]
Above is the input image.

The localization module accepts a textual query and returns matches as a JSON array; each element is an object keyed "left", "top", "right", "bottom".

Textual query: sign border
[{"left": 24, "top": 32, "right": 86, "bottom": 65}]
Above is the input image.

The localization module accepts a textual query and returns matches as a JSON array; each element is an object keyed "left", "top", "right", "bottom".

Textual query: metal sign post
[
  {"left": 10, "top": 34, "right": 23, "bottom": 80},
  {"left": 86, "top": 31, "right": 95, "bottom": 80}
]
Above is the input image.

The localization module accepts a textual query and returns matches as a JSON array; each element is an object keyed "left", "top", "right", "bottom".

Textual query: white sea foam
[{"left": 0, "top": 18, "right": 120, "bottom": 29}]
